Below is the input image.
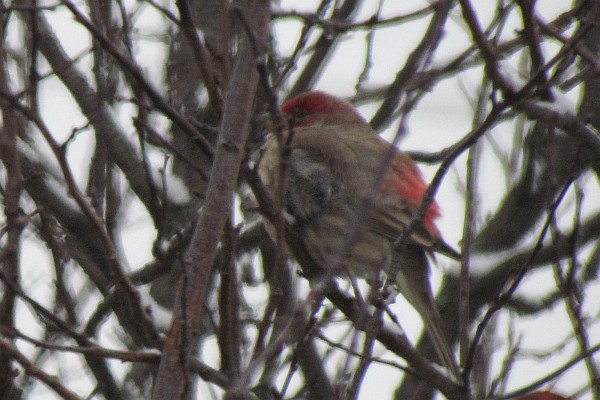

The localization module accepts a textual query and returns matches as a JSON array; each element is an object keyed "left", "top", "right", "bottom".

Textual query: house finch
[{"left": 258, "top": 91, "right": 460, "bottom": 379}]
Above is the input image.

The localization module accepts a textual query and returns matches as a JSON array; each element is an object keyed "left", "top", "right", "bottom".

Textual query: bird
[{"left": 257, "top": 90, "right": 461, "bottom": 379}]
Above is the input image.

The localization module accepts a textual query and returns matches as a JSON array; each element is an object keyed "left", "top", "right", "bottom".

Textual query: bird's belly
[{"left": 299, "top": 207, "right": 392, "bottom": 282}]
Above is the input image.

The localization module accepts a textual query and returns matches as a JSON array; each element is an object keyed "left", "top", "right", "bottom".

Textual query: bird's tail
[
  {"left": 394, "top": 245, "right": 461, "bottom": 381},
  {"left": 418, "top": 295, "right": 462, "bottom": 381}
]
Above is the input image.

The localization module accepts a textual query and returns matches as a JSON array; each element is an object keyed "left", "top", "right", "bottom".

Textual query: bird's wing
[
  {"left": 285, "top": 149, "right": 343, "bottom": 222},
  {"left": 366, "top": 200, "right": 438, "bottom": 247},
  {"left": 361, "top": 143, "right": 461, "bottom": 258},
  {"left": 287, "top": 124, "right": 460, "bottom": 258}
]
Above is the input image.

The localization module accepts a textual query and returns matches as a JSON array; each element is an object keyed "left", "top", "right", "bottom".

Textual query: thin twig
[
  {"left": 59, "top": 0, "right": 214, "bottom": 157},
  {"left": 464, "top": 178, "right": 575, "bottom": 382},
  {"left": 0, "top": 91, "right": 160, "bottom": 346},
  {"left": 0, "top": 336, "right": 82, "bottom": 400}
]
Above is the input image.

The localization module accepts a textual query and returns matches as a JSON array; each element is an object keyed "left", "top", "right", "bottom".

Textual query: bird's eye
[{"left": 288, "top": 109, "right": 308, "bottom": 126}]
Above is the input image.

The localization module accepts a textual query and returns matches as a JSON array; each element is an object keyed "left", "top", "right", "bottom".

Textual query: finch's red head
[{"left": 281, "top": 91, "right": 367, "bottom": 126}]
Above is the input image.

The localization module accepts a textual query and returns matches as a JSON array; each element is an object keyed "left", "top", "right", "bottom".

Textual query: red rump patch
[{"left": 382, "top": 154, "right": 441, "bottom": 239}]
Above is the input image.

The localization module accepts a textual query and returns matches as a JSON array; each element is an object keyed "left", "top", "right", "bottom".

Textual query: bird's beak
[
  {"left": 257, "top": 110, "right": 288, "bottom": 134},
  {"left": 256, "top": 111, "right": 275, "bottom": 132}
]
